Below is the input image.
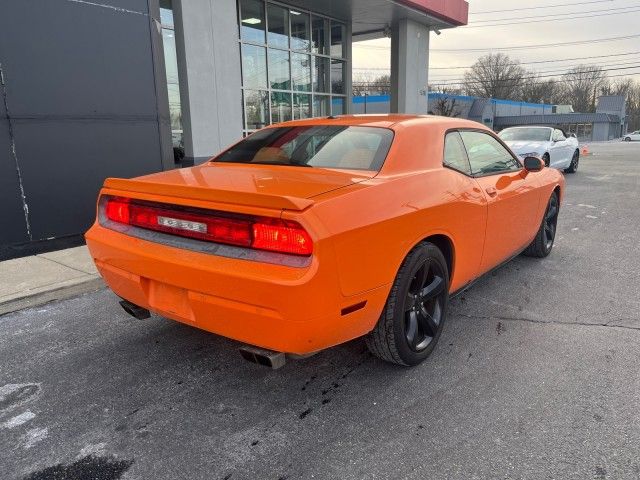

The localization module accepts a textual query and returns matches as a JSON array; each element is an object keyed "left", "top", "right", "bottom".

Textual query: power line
[
  {"left": 353, "top": 51, "right": 640, "bottom": 72},
  {"left": 465, "top": 7, "right": 640, "bottom": 28},
  {"left": 470, "top": 4, "right": 630, "bottom": 23},
  {"left": 428, "top": 58, "right": 640, "bottom": 81},
  {"left": 426, "top": 33, "right": 640, "bottom": 53},
  {"left": 435, "top": 64, "right": 640, "bottom": 86},
  {"left": 430, "top": 66, "right": 640, "bottom": 89},
  {"left": 353, "top": 66, "right": 640, "bottom": 90},
  {"left": 470, "top": 0, "right": 614, "bottom": 14}
]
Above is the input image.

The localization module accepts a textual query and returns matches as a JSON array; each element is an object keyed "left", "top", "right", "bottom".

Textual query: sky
[{"left": 352, "top": 0, "right": 640, "bottom": 87}]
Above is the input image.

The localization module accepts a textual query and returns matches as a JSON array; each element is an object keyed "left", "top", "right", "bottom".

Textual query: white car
[
  {"left": 623, "top": 130, "right": 640, "bottom": 142},
  {"left": 498, "top": 126, "right": 580, "bottom": 173}
]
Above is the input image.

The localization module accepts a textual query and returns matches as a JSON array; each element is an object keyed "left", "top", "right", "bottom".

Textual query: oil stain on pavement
[{"left": 23, "top": 455, "right": 133, "bottom": 480}]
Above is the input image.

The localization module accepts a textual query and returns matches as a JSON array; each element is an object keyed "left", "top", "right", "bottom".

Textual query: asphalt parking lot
[{"left": 1, "top": 142, "right": 640, "bottom": 480}]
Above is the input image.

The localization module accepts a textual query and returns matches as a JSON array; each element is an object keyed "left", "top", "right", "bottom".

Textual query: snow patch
[
  {"left": 2, "top": 411, "right": 35, "bottom": 429},
  {"left": 79, "top": 443, "right": 107, "bottom": 457},
  {"left": 23, "top": 427, "right": 48, "bottom": 449}
]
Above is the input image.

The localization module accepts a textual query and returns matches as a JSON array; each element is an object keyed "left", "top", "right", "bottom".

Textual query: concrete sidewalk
[{"left": 0, "top": 246, "right": 104, "bottom": 315}]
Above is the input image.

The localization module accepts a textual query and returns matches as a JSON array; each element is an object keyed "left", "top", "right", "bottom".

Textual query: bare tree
[
  {"left": 520, "top": 75, "right": 559, "bottom": 105},
  {"left": 431, "top": 88, "right": 461, "bottom": 117},
  {"left": 623, "top": 79, "right": 640, "bottom": 131},
  {"left": 352, "top": 73, "right": 391, "bottom": 96},
  {"left": 463, "top": 53, "right": 525, "bottom": 100},
  {"left": 557, "top": 64, "right": 608, "bottom": 112}
]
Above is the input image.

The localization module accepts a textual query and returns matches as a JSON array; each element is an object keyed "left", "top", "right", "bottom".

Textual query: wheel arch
[{"left": 423, "top": 234, "right": 454, "bottom": 283}]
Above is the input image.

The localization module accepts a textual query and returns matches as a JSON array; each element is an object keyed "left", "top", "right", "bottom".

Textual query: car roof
[{"left": 269, "top": 114, "right": 485, "bottom": 131}]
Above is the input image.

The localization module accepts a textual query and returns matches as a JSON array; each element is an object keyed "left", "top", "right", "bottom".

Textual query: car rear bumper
[{"left": 85, "top": 224, "right": 389, "bottom": 354}]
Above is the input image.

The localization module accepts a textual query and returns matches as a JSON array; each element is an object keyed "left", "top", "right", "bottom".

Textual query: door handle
[{"left": 485, "top": 186, "right": 497, "bottom": 197}]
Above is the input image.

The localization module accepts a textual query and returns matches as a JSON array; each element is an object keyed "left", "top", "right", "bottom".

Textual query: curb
[{"left": 0, "top": 277, "right": 105, "bottom": 316}]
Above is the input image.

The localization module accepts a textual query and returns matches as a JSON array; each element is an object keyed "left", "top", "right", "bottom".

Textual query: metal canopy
[{"left": 282, "top": 0, "right": 468, "bottom": 39}]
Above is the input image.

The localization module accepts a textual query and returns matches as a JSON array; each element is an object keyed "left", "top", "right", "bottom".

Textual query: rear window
[{"left": 213, "top": 126, "right": 394, "bottom": 171}]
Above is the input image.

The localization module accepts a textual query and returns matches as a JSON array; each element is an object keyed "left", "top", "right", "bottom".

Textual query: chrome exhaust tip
[
  {"left": 239, "top": 345, "right": 286, "bottom": 369},
  {"left": 119, "top": 300, "right": 151, "bottom": 320}
]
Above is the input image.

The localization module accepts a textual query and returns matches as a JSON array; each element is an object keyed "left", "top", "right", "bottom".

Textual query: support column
[
  {"left": 174, "top": 0, "right": 243, "bottom": 164},
  {"left": 390, "top": 19, "right": 429, "bottom": 114},
  {"left": 344, "top": 22, "right": 353, "bottom": 114}
]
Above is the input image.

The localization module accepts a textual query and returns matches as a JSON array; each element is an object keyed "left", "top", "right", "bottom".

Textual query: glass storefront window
[
  {"left": 239, "top": 2, "right": 348, "bottom": 134},
  {"left": 331, "top": 59, "right": 345, "bottom": 94},
  {"left": 268, "top": 48, "right": 290, "bottom": 90},
  {"left": 240, "top": 0, "right": 266, "bottom": 43},
  {"left": 293, "top": 93, "right": 311, "bottom": 119},
  {"left": 290, "top": 11, "right": 310, "bottom": 51},
  {"left": 241, "top": 44, "right": 267, "bottom": 89},
  {"left": 160, "top": 0, "right": 183, "bottom": 159},
  {"left": 271, "top": 91, "right": 292, "bottom": 124},
  {"left": 245, "top": 90, "right": 269, "bottom": 129},
  {"left": 267, "top": 4, "right": 289, "bottom": 48},
  {"left": 330, "top": 22, "right": 345, "bottom": 58},
  {"left": 332, "top": 97, "right": 345, "bottom": 115},
  {"left": 313, "top": 95, "right": 330, "bottom": 117},
  {"left": 312, "top": 56, "right": 329, "bottom": 93},
  {"left": 291, "top": 53, "right": 311, "bottom": 92},
  {"left": 159, "top": 0, "right": 174, "bottom": 27},
  {"left": 311, "top": 16, "right": 328, "bottom": 55}
]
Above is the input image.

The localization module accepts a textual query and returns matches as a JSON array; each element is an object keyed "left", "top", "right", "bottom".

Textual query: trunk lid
[{"left": 104, "top": 163, "right": 375, "bottom": 211}]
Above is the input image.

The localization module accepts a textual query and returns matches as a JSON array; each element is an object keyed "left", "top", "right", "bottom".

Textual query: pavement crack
[{"left": 457, "top": 313, "right": 640, "bottom": 332}]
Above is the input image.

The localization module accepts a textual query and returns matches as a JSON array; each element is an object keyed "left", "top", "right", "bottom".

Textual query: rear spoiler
[{"left": 103, "top": 178, "right": 314, "bottom": 212}]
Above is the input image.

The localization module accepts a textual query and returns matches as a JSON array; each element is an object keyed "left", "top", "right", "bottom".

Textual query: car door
[
  {"left": 442, "top": 131, "right": 487, "bottom": 284},
  {"left": 459, "top": 130, "right": 542, "bottom": 273},
  {"left": 550, "top": 129, "right": 571, "bottom": 167}
]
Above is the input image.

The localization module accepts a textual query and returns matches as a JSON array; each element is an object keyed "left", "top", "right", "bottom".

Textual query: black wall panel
[
  {"left": 0, "top": 120, "right": 30, "bottom": 245},
  {"left": 0, "top": 0, "right": 166, "bottom": 248},
  {"left": 12, "top": 120, "right": 162, "bottom": 240}
]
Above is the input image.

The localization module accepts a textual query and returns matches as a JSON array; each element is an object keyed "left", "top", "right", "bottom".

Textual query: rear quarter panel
[{"left": 307, "top": 122, "right": 488, "bottom": 297}]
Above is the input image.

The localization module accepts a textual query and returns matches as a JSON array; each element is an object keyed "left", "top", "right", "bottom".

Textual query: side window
[
  {"left": 460, "top": 131, "right": 521, "bottom": 176},
  {"left": 443, "top": 131, "right": 471, "bottom": 175}
]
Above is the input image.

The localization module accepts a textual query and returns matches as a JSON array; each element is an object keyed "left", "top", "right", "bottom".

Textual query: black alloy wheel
[
  {"left": 366, "top": 242, "right": 450, "bottom": 366},
  {"left": 524, "top": 191, "right": 559, "bottom": 258},
  {"left": 564, "top": 150, "right": 579, "bottom": 173},
  {"left": 543, "top": 193, "right": 559, "bottom": 250},
  {"left": 404, "top": 261, "right": 445, "bottom": 352}
]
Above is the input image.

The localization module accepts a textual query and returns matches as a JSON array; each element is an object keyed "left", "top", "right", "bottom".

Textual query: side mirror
[{"left": 523, "top": 156, "right": 544, "bottom": 172}]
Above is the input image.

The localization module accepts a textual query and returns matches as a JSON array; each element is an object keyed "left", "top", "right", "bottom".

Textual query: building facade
[
  {"left": 352, "top": 92, "right": 627, "bottom": 142},
  {"left": 0, "top": 0, "right": 468, "bottom": 259}
]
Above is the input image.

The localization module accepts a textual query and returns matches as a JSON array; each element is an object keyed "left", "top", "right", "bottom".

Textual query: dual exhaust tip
[{"left": 119, "top": 299, "right": 286, "bottom": 369}]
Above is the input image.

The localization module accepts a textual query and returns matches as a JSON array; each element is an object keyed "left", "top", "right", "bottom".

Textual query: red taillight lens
[
  {"left": 103, "top": 197, "right": 312, "bottom": 256},
  {"left": 105, "top": 197, "right": 130, "bottom": 224},
  {"left": 253, "top": 219, "right": 313, "bottom": 256}
]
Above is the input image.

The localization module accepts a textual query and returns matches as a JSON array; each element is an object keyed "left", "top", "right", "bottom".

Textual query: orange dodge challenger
[{"left": 86, "top": 115, "right": 564, "bottom": 367}]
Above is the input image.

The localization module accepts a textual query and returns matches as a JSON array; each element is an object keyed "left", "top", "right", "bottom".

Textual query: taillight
[
  {"left": 253, "top": 219, "right": 313, "bottom": 256},
  {"left": 103, "top": 196, "right": 312, "bottom": 256}
]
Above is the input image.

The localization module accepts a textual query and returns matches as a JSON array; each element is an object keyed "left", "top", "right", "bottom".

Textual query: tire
[
  {"left": 365, "top": 242, "right": 449, "bottom": 366},
  {"left": 624, "top": 137, "right": 631, "bottom": 142},
  {"left": 542, "top": 153, "right": 550, "bottom": 167},
  {"left": 564, "top": 149, "right": 579, "bottom": 173},
  {"left": 523, "top": 191, "right": 559, "bottom": 258}
]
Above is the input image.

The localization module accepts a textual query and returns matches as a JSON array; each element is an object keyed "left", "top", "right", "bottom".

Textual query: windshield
[
  {"left": 213, "top": 126, "right": 394, "bottom": 171},
  {"left": 498, "top": 128, "right": 552, "bottom": 142}
]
